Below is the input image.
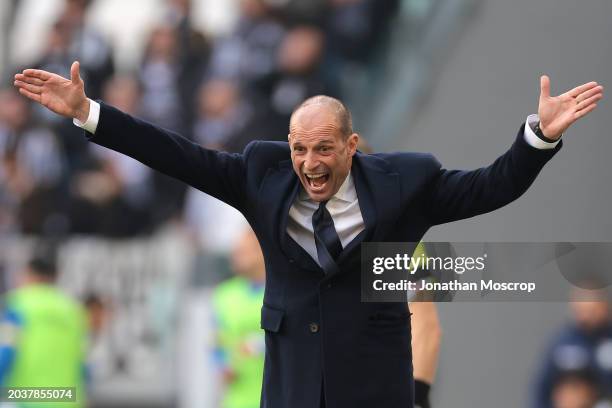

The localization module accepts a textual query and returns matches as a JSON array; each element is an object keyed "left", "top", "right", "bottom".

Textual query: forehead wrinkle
[{"left": 290, "top": 123, "right": 341, "bottom": 142}]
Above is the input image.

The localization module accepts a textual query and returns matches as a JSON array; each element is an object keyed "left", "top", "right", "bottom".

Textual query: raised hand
[
  {"left": 14, "top": 61, "right": 90, "bottom": 123},
  {"left": 538, "top": 75, "right": 604, "bottom": 141}
]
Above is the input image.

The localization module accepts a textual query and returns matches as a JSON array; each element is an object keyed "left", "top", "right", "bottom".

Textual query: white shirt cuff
[
  {"left": 73, "top": 99, "right": 100, "bottom": 134},
  {"left": 523, "top": 114, "right": 560, "bottom": 150}
]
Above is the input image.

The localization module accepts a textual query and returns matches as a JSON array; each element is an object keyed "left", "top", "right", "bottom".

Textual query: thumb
[
  {"left": 540, "top": 75, "right": 551, "bottom": 98},
  {"left": 71, "top": 61, "right": 82, "bottom": 84}
]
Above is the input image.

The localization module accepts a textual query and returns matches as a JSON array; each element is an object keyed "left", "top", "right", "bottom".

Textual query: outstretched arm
[
  {"left": 14, "top": 62, "right": 253, "bottom": 211},
  {"left": 425, "top": 76, "right": 604, "bottom": 225}
]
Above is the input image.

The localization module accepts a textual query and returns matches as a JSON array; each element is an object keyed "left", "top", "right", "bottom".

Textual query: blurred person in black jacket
[
  {"left": 253, "top": 25, "right": 331, "bottom": 139},
  {"left": 0, "top": 88, "right": 66, "bottom": 235},
  {"left": 326, "top": 0, "right": 400, "bottom": 63},
  {"left": 534, "top": 286, "right": 612, "bottom": 408},
  {"left": 59, "top": 0, "right": 115, "bottom": 100},
  {"left": 68, "top": 75, "right": 153, "bottom": 237},
  {"left": 30, "top": 0, "right": 114, "bottom": 101},
  {"left": 267, "top": 0, "right": 328, "bottom": 26},
  {"left": 193, "top": 78, "right": 255, "bottom": 151},
  {"left": 208, "top": 0, "right": 285, "bottom": 86},
  {"left": 31, "top": 0, "right": 114, "bottom": 173},
  {"left": 139, "top": 24, "right": 194, "bottom": 225},
  {"left": 140, "top": 25, "right": 184, "bottom": 134},
  {"left": 165, "top": 0, "right": 211, "bottom": 130},
  {"left": 550, "top": 370, "right": 605, "bottom": 408}
]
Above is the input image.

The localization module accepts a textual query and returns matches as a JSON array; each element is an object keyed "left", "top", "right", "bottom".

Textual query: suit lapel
[
  {"left": 276, "top": 163, "right": 299, "bottom": 251},
  {"left": 333, "top": 153, "right": 401, "bottom": 273},
  {"left": 354, "top": 153, "right": 401, "bottom": 242},
  {"left": 258, "top": 159, "right": 320, "bottom": 272}
]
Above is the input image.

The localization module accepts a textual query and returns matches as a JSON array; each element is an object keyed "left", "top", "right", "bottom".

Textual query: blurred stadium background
[{"left": 0, "top": 0, "right": 610, "bottom": 407}]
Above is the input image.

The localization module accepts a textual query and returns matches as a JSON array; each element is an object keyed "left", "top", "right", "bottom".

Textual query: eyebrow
[{"left": 291, "top": 136, "right": 337, "bottom": 144}]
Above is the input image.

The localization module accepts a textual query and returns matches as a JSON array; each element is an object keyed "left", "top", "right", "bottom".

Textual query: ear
[{"left": 347, "top": 133, "right": 359, "bottom": 156}]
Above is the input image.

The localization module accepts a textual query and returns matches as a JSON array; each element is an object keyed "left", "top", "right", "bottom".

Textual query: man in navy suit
[{"left": 14, "top": 62, "right": 603, "bottom": 408}]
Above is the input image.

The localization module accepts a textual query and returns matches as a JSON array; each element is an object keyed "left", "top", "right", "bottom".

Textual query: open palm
[
  {"left": 538, "top": 75, "right": 604, "bottom": 140},
  {"left": 14, "top": 61, "right": 89, "bottom": 122}
]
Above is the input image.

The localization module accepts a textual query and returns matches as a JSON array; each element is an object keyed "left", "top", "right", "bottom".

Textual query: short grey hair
[{"left": 291, "top": 95, "right": 354, "bottom": 138}]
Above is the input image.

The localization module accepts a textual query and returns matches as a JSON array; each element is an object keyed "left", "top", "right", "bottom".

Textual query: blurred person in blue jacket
[{"left": 534, "top": 286, "right": 612, "bottom": 408}]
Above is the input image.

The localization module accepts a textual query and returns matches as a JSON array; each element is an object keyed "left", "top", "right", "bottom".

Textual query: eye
[{"left": 320, "top": 146, "right": 331, "bottom": 152}]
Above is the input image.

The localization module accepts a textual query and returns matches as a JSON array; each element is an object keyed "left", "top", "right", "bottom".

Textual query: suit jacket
[{"left": 88, "top": 102, "right": 562, "bottom": 408}]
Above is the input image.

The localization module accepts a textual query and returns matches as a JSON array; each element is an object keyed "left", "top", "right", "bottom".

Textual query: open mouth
[{"left": 305, "top": 173, "right": 330, "bottom": 191}]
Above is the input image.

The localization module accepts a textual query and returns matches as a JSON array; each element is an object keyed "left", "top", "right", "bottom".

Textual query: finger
[
  {"left": 14, "top": 80, "right": 42, "bottom": 94},
  {"left": 17, "top": 87, "right": 41, "bottom": 103},
  {"left": 540, "top": 75, "right": 551, "bottom": 98},
  {"left": 70, "top": 61, "right": 81, "bottom": 84},
  {"left": 574, "top": 103, "right": 598, "bottom": 120},
  {"left": 575, "top": 93, "right": 603, "bottom": 111},
  {"left": 567, "top": 81, "right": 599, "bottom": 98},
  {"left": 22, "top": 69, "right": 51, "bottom": 81},
  {"left": 14, "top": 73, "right": 44, "bottom": 86},
  {"left": 575, "top": 85, "right": 604, "bottom": 103}
]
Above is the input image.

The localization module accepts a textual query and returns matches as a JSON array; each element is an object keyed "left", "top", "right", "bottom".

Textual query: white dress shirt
[
  {"left": 287, "top": 172, "right": 365, "bottom": 265},
  {"left": 75, "top": 100, "right": 560, "bottom": 265}
]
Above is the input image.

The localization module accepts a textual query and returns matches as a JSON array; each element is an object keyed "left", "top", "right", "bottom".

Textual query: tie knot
[{"left": 318, "top": 200, "right": 329, "bottom": 210}]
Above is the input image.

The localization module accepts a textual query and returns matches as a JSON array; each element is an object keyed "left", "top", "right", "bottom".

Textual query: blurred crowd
[{"left": 0, "top": 0, "right": 400, "bottom": 240}]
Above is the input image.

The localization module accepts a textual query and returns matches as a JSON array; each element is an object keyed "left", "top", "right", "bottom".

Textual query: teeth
[{"left": 306, "top": 173, "right": 326, "bottom": 179}]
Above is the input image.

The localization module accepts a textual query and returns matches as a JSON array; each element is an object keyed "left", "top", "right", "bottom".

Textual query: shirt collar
[{"left": 298, "top": 171, "right": 356, "bottom": 203}]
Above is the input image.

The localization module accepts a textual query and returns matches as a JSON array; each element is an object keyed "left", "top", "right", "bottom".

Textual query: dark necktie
[{"left": 312, "top": 201, "right": 343, "bottom": 273}]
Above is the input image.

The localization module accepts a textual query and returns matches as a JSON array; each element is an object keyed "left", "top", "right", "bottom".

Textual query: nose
[{"left": 303, "top": 151, "right": 320, "bottom": 172}]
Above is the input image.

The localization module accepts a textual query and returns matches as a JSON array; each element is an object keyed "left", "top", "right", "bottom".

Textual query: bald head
[{"left": 290, "top": 95, "right": 353, "bottom": 138}]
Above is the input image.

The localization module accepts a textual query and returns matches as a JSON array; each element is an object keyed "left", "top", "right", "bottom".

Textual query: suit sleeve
[
  {"left": 424, "top": 123, "right": 562, "bottom": 226},
  {"left": 87, "top": 102, "right": 256, "bottom": 212}
]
